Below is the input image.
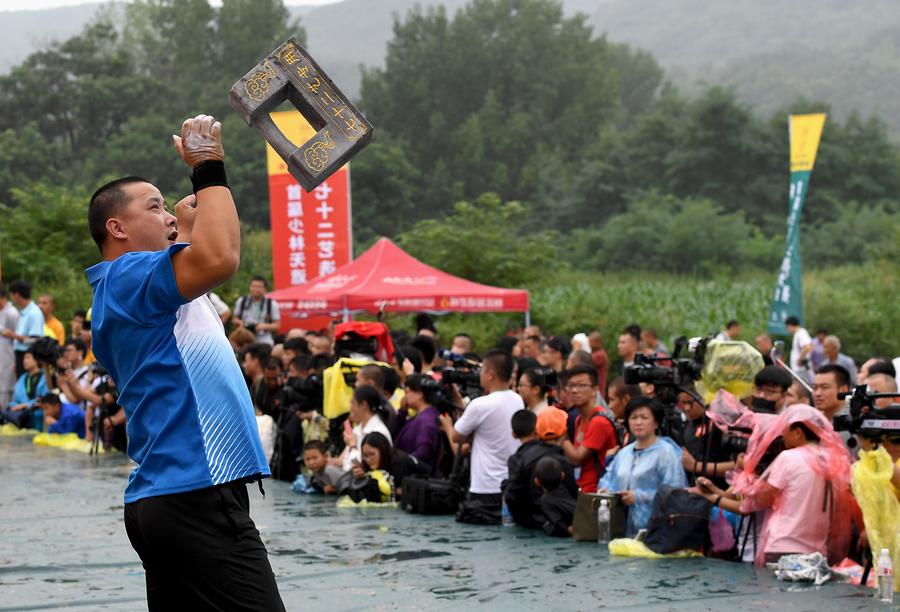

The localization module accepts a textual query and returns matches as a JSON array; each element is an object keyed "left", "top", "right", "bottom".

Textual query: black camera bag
[
  {"left": 400, "top": 441, "right": 465, "bottom": 514},
  {"left": 400, "top": 476, "right": 460, "bottom": 514},
  {"left": 644, "top": 486, "right": 711, "bottom": 554}
]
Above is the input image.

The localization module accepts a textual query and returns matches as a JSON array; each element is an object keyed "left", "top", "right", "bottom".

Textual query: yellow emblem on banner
[
  {"left": 265, "top": 111, "right": 317, "bottom": 176},
  {"left": 789, "top": 113, "right": 826, "bottom": 173}
]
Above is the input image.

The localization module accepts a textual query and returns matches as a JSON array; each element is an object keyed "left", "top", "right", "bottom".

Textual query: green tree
[
  {"left": 395, "top": 192, "right": 561, "bottom": 288},
  {"left": 360, "top": 0, "right": 663, "bottom": 219}
]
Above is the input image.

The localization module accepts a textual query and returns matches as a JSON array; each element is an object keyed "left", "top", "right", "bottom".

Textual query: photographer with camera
[
  {"left": 696, "top": 404, "right": 853, "bottom": 566},
  {"left": 231, "top": 276, "right": 280, "bottom": 346},
  {"left": 677, "top": 388, "right": 734, "bottom": 488},
  {"left": 0, "top": 348, "right": 48, "bottom": 429},
  {"left": 40, "top": 392, "right": 85, "bottom": 438},
  {"left": 58, "top": 362, "right": 126, "bottom": 452},
  {"left": 439, "top": 350, "right": 524, "bottom": 525}
]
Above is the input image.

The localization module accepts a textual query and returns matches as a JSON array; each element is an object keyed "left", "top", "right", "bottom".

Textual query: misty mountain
[{"left": 2, "top": 0, "right": 899, "bottom": 135}]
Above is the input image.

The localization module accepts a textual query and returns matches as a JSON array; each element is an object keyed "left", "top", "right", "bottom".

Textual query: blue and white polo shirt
[{"left": 86, "top": 244, "right": 270, "bottom": 503}]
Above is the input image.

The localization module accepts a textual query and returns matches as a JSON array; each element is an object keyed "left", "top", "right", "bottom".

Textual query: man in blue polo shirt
[
  {"left": 85, "top": 114, "right": 283, "bottom": 610},
  {"left": 41, "top": 393, "right": 85, "bottom": 438}
]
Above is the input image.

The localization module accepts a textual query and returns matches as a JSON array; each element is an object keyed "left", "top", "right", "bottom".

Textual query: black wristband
[{"left": 191, "top": 160, "right": 228, "bottom": 193}]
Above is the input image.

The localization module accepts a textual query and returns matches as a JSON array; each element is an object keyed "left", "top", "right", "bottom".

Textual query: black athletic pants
[{"left": 124, "top": 480, "right": 285, "bottom": 611}]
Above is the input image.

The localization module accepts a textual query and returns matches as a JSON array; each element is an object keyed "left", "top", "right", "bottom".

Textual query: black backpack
[{"left": 643, "top": 486, "right": 711, "bottom": 554}]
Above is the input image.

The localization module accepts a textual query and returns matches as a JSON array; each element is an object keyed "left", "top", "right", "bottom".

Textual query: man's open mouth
[{"left": 168, "top": 230, "right": 179, "bottom": 241}]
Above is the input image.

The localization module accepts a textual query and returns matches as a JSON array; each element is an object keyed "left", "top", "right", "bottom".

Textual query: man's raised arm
[{"left": 171, "top": 114, "right": 241, "bottom": 301}]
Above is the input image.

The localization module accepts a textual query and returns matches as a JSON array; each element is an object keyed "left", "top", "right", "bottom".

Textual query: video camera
[
  {"left": 835, "top": 385, "right": 900, "bottom": 441},
  {"left": 623, "top": 336, "right": 708, "bottom": 398},
  {"left": 623, "top": 336, "right": 711, "bottom": 443},
  {"left": 433, "top": 349, "right": 484, "bottom": 415}
]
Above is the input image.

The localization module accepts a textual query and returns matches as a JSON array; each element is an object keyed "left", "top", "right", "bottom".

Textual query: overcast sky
[{"left": 0, "top": 0, "right": 342, "bottom": 10}]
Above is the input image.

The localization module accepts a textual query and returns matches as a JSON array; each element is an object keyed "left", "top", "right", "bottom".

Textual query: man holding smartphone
[{"left": 85, "top": 115, "right": 283, "bottom": 610}]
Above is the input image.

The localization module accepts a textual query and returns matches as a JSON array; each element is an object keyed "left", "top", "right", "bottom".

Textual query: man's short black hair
[
  {"left": 868, "top": 359, "right": 897, "bottom": 379},
  {"left": 624, "top": 324, "right": 641, "bottom": 342},
  {"left": 241, "top": 343, "right": 271, "bottom": 365},
  {"left": 563, "top": 364, "right": 598, "bottom": 386},
  {"left": 726, "top": 319, "right": 739, "bottom": 329},
  {"left": 263, "top": 357, "right": 282, "bottom": 372},
  {"left": 483, "top": 349, "right": 514, "bottom": 382},
  {"left": 9, "top": 279, "right": 31, "bottom": 300},
  {"left": 511, "top": 409, "right": 537, "bottom": 438},
  {"left": 358, "top": 364, "right": 386, "bottom": 392},
  {"left": 754, "top": 365, "right": 793, "bottom": 392},
  {"left": 784, "top": 316, "right": 800, "bottom": 327},
  {"left": 534, "top": 456, "right": 563, "bottom": 491},
  {"left": 607, "top": 376, "right": 641, "bottom": 400},
  {"left": 545, "top": 336, "right": 571, "bottom": 358},
  {"left": 303, "top": 439, "right": 327, "bottom": 454},
  {"left": 0, "top": 286, "right": 6, "bottom": 299},
  {"left": 65, "top": 337, "right": 87, "bottom": 357},
  {"left": 284, "top": 337, "right": 310, "bottom": 355},
  {"left": 415, "top": 313, "right": 437, "bottom": 334},
  {"left": 396, "top": 345, "right": 424, "bottom": 374},
  {"left": 40, "top": 392, "right": 61, "bottom": 406},
  {"left": 250, "top": 276, "right": 269, "bottom": 288},
  {"left": 73, "top": 309, "right": 87, "bottom": 319},
  {"left": 289, "top": 354, "right": 311, "bottom": 373},
  {"left": 411, "top": 334, "right": 436, "bottom": 364},
  {"left": 383, "top": 365, "right": 400, "bottom": 396},
  {"left": 89, "top": 176, "right": 151, "bottom": 252},
  {"left": 817, "top": 364, "right": 850, "bottom": 389}
]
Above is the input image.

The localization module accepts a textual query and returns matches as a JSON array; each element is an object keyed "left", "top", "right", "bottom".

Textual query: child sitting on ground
[
  {"left": 303, "top": 440, "right": 345, "bottom": 494},
  {"left": 534, "top": 456, "right": 576, "bottom": 537}
]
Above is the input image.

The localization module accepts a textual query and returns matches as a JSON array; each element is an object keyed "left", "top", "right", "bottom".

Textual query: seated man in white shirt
[{"left": 440, "top": 350, "right": 524, "bottom": 524}]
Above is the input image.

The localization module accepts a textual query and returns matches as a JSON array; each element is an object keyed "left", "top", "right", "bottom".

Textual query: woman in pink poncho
[{"left": 695, "top": 404, "right": 853, "bottom": 566}]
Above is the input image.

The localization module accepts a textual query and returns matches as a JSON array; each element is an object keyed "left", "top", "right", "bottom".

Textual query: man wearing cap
[
  {"left": 502, "top": 408, "right": 576, "bottom": 529},
  {"left": 84, "top": 115, "right": 282, "bottom": 609}
]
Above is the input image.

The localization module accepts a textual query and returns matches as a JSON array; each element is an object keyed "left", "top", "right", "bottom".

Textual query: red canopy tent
[{"left": 268, "top": 237, "right": 530, "bottom": 323}]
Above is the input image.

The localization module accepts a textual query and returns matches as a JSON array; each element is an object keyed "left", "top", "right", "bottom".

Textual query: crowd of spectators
[{"left": 3, "top": 275, "right": 900, "bottom": 577}]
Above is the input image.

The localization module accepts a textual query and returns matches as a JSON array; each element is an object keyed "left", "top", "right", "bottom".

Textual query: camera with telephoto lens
[
  {"left": 834, "top": 385, "right": 900, "bottom": 441},
  {"left": 277, "top": 374, "right": 324, "bottom": 414}
]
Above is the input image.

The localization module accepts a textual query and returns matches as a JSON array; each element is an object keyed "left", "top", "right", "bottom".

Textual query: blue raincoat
[{"left": 598, "top": 437, "right": 688, "bottom": 536}]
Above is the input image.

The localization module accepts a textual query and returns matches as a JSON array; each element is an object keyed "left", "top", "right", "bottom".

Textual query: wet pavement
[{"left": 0, "top": 436, "right": 884, "bottom": 611}]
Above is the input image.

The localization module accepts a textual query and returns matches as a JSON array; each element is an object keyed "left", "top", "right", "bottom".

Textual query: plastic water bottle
[
  {"left": 501, "top": 499, "right": 513, "bottom": 527},
  {"left": 597, "top": 499, "right": 611, "bottom": 544},
  {"left": 876, "top": 548, "right": 893, "bottom": 603}
]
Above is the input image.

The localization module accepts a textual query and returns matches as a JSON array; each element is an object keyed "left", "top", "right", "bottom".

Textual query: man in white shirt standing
[
  {"left": 0, "top": 287, "right": 19, "bottom": 406},
  {"left": 440, "top": 350, "right": 523, "bottom": 524},
  {"left": 785, "top": 316, "right": 813, "bottom": 383}
]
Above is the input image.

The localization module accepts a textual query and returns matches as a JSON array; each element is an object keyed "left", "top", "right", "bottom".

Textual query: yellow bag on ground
[
  {"left": 1, "top": 423, "right": 37, "bottom": 436},
  {"left": 33, "top": 432, "right": 100, "bottom": 453},
  {"left": 608, "top": 537, "right": 703, "bottom": 559},
  {"left": 851, "top": 447, "right": 900, "bottom": 592}
]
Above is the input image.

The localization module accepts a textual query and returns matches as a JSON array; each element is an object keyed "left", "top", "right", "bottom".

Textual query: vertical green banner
[{"left": 768, "top": 113, "right": 826, "bottom": 336}]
